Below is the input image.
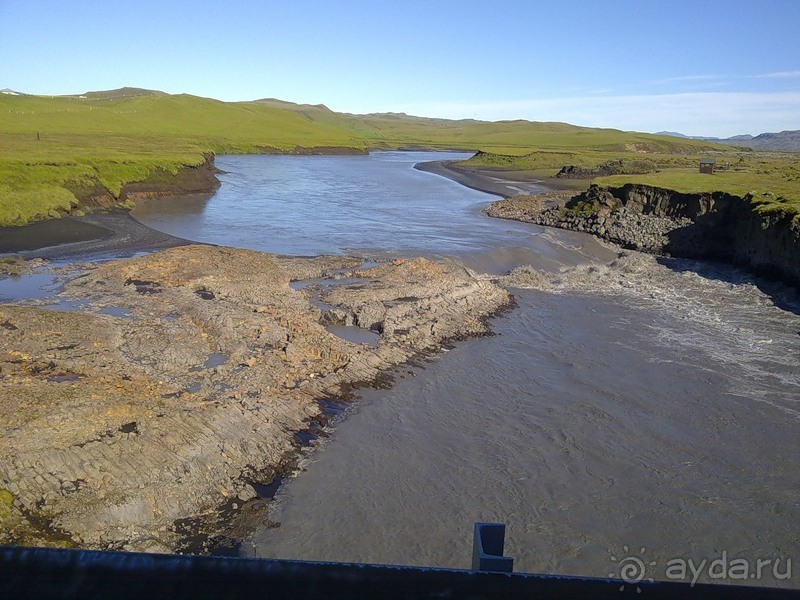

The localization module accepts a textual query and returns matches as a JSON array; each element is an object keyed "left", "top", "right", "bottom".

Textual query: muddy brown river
[{"left": 130, "top": 152, "right": 800, "bottom": 586}]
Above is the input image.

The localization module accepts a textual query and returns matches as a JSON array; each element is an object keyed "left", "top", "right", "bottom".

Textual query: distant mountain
[
  {"left": 80, "top": 87, "right": 166, "bottom": 100},
  {"left": 658, "top": 130, "right": 799, "bottom": 151},
  {"left": 741, "top": 131, "right": 800, "bottom": 151},
  {"left": 656, "top": 131, "right": 691, "bottom": 138},
  {"left": 658, "top": 131, "right": 753, "bottom": 142},
  {"left": 1, "top": 86, "right": 165, "bottom": 99},
  {"left": 254, "top": 97, "right": 333, "bottom": 112}
]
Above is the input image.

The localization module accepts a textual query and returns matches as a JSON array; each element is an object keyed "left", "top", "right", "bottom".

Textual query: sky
[{"left": 1, "top": 0, "right": 798, "bottom": 137}]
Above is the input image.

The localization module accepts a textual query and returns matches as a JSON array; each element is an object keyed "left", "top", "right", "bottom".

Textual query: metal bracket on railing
[{"left": 472, "top": 522, "right": 514, "bottom": 573}]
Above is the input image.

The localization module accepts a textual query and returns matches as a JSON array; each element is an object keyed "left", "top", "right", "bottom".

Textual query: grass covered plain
[{"left": 1, "top": 88, "right": 797, "bottom": 226}]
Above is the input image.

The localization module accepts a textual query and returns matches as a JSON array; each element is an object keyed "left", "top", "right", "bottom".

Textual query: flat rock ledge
[{"left": 0, "top": 245, "right": 510, "bottom": 552}]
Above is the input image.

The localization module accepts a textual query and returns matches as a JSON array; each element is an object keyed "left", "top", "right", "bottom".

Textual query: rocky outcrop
[
  {"left": 555, "top": 158, "right": 657, "bottom": 179},
  {"left": 0, "top": 246, "right": 510, "bottom": 552},
  {"left": 487, "top": 184, "right": 800, "bottom": 287}
]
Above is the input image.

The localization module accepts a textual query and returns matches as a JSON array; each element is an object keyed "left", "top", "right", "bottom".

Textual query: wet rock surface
[
  {"left": 486, "top": 190, "right": 694, "bottom": 254},
  {"left": 0, "top": 245, "right": 510, "bottom": 552}
]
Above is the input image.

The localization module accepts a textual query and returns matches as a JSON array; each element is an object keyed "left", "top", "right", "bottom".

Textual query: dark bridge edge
[{"left": 1, "top": 546, "right": 798, "bottom": 600}]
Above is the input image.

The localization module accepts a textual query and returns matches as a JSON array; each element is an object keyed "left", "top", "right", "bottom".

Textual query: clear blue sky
[{"left": 1, "top": 0, "right": 798, "bottom": 137}]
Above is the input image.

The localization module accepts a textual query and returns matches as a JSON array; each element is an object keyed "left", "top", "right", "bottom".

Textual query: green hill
[
  {"left": 0, "top": 89, "right": 743, "bottom": 226},
  {"left": 0, "top": 92, "right": 367, "bottom": 151},
  {"left": 253, "top": 99, "right": 730, "bottom": 154}
]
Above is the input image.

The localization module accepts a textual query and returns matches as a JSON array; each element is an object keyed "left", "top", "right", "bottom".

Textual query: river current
[{"left": 133, "top": 152, "right": 799, "bottom": 586}]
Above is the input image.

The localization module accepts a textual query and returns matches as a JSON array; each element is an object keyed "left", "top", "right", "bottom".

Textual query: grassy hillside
[
  {"left": 0, "top": 91, "right": 370, "bottom": 225},
  {"left": 0, "top": 88, "right": 775, "bottom": 227},
  {"left": 1, "top": 92, "right": 367, "bottom": 150},
  {"left": 0, "top": 132, "right": 209, "bottom": 225},
  {"left": 255, "top": 99, "right": 730, "bottom": 154}
]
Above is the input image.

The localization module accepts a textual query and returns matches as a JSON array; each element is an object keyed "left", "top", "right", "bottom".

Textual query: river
[{"left": 133, "top": 151, "right": 799, "bottom": 586}]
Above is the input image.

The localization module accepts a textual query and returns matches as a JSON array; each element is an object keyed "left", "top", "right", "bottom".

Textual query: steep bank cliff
[
  {"left": 487, "top": 184, "right": 800, "bottom": 287},
  {"left": 68, "top": 152, "right": 222, "bottom": 211}
]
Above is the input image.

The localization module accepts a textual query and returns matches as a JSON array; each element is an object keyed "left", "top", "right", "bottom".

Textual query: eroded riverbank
[{"left": 485, "top": 184, "right": 800, "bottom": 290}]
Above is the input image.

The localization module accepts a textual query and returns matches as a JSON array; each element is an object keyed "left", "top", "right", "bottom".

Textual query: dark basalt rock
[{"left": 487, "top": 184, "right": 800, "bottom": 288}]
